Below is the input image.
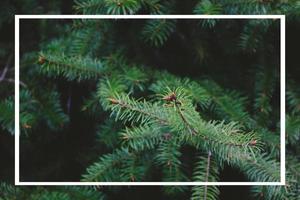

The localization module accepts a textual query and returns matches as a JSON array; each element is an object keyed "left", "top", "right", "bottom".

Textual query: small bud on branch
[
  {"left": 108, "top": 98, "right": 119, "bottom": 105},
  {"left": 249, "top": 140, "right": 257, "bottom": 146},
  {"left": 38, "top": 55, "right": 46, "bottom": 64},
  {"left": 163, "top": 92, "right": 176, "bottom": 101}
]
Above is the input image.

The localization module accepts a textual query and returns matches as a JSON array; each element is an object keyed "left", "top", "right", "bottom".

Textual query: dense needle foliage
[{"left": 0, "top": 0, "right": 300, "bottom": 200}]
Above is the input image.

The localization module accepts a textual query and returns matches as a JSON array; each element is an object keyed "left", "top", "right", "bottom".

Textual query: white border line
[
  {"left": 15, "top": 15, "right": 20, "bottom": 185},
  {"left": 15, "top": 15, "right": 285, "bottom": 186},
  {"left": 280, "top": 15, "right": 286, "bottom": 185}
]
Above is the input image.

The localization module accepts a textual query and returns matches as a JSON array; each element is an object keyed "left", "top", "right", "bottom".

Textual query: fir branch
[
  {"left": 286, "top": 115, "right": 300, "bottom": 146},
  {"left": 0, "top": 97, "right": 14, "bottom": 134},
  {"left": 254, "top": 65, "right": 277, "bottom": 127},
  {"left": 82, "top": 148, "right": 132, "bottom": 181},
  {"left": 96, "top": 119, "right": 121, "bottom": 149},
  {"left": 0, "top": 182, "right": 22, "bottom": 200},
  {"left": 96, "top": 77, "right": 128, "bottom": 111},
  {"left": 38, "top": 52, "right": 105, "bottom": 81},
  {"left": 155, "top": 140, "right": 189, "bottom": 183},
  {"left": 142, "top": 19, "right": 176, "bottom": 47},
  {"left": 220, "top": 0, "right": 271, "bottom": 14},
  {"left": 75, "top": 0, "right": 142, "bottom": 14},
  {"left": 107, "top": 93, "right": 168, "bottom": 125},
  {"left": 74, "top": 0, "right": 107, "bottom": 14},
  {"left": 120, "top": 124, "right": 165, "bottom": 150},
  {"left": 241, "top": 153, "right": 280, "bottom": 182},
  {"left": 287, "top": 81, "right": 300, "bottom": 115},
  {"left": 191, "top": 153, "right": 219, "bottom": 200},
  {"left": 69, "top": 25, "right": 102, "bottom": 57},
  {"left": 58, "top": 186, "right": 106, "bottom": 200},
  {"left": 194, "top": 0, "right": 222, "bottom": 15},
  {"left": 140, "top": 0, "right": 173, "bottom": 14}
]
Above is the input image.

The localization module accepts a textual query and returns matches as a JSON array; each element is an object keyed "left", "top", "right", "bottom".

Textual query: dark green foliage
[
  {"left": 74, "top": 0, "right": 142, "bottom": 14},
  {"left": 75, "top": 0, "right": 173, "bottom": 14},
  {"left": 39, "top": 52, "right": 105, "bottom": 81},
  {"left": 0, "top": 183, "right": 105, "bottom": 200},
  {"left": 0, "top": 97, "right": 14, "bottom": 134},
  {"left": 0, "top": 0, "right": 300, "bottom": 199},
  {"left": 142, "top": 19, "right": 176, "bottom": 47},
  {"left": 191, "top": 154, "right": 219, "bottom": 200}
]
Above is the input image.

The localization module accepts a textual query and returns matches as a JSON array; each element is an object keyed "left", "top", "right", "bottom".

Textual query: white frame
[{"left": 15, "top": 15, "right": 285, "bottom": 186}]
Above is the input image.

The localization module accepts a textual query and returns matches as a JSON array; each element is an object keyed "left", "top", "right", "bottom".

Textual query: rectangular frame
[{"left": 15, "top": 14, "right": 285, "bottom": 186}]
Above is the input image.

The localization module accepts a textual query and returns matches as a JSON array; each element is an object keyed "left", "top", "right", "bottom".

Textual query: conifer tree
[{"left": 0, "top": 0, "right": 300, "bottom": 200}]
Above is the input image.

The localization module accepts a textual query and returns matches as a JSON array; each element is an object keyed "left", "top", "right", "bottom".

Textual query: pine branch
[
  {"left": 35, "top": 90, "right": 69, "bottom": 131},
  {"left": 241, "top": 153, "right": 280, "bottom": 182},
  {"left": 75, "top": 0, "right": 142, "bottom": 14},
  {"left": 0, "top": 97, "right": 14, "bottom": 134},
  {"left": 287, "top": 81, "right": 300, "bottom": 115},
  {"left": 155, "top": 140, "right": 188, "bottom": 183},
  {"left": 57, "top": 186, "right": 106, "bottom": 200},
  {"left": 38, "top": 52, "right": 105, "bottom": 81},
  {"left": 69, "top": 25, "right": 102, "bottom": 57},
  {"left": 81, "top": 148, "right": 132, "bottom": 181},
  {"left": 254, "top": 65, "right": 277, "bottom": 127},
  {"left": 96, "top": 119, "right": 121, "bottom": 149},
  {"left": 142, "top": 19, "right": 176, "bottom": 47},
  {"left": 191, "top": 153, "right": 219, "bottom": 200},
  {"left": 107, "top": 93, "right": 168, "bottom": 125},
  {"left": 107, "top": 88, "right": 261, "bottom": 161},
  {"left": 74, "top": 0, "right": 107, "bottom": 14},
  {"left": 120, "top": 124, "right": 165, "bottom": 151},
  {"left": 193, "top": 0, "right": 222, "bottom": 15},
  {"left": 286, "top": 115, "right": 300, "bottom": 146},
  {"left": 140, "top": 0, "right": 173, "bottom": 14},
  {"left": 220, "top": 0, "right": 271, "bottom": 14},
  {"left": 0, "top": 182, "right": 22, "bottom": 200}
]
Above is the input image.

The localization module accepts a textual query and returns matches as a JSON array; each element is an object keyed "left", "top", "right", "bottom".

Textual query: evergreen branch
[
  {"left": 142, "top": 19, "right": 176, "bottom": 47},
  {"left": 38, "top": 52, "right": 105, "bottom": 81},
  {"left": 0, "top": 183, "right": 106, "bottom": 200},
  {"left": 199, "top": 80, "right": 253, "bottom": 126},
  {"left": 121, "top": 66, "right": 149, "bottom": 92},
  {"left": 105, "top": 0, "right": 141, "bottom": 14},
  {"left": 96, "top": 77, "right": 128, "bottom": 111},
  {"left": 155, "top": 140, "right": 188, "bottom": 183},
  {"left": 287, "top": 156, "right": 300, "bottom": 182},
  {"left": 119, "top": 152, "right": 148, "bottom": 182},
  {"left": 254, "top": 65, "right": 277, "bottom": 127},
  {"left": 82, "top": 148, "right": 132, "bottom": 182},
  {"left": 35, "top": 90, "right": 69, "bottom": 131},
  {"left": 150, "top": 73, "right": 211, "bottom": 109},
  {"left": 29, "top": 191, "right": 71, "bottom": 200},
  {"left": 57, "top": 186, "right": 106, "bottom": 200},
  {"left": 0, "top": 97, "right": 14, "bottom": 134},
  {"left": 286, "top": 115, "right": 300, "bottom": 146},
  {"left": 108, "top": 88, "right": 260, "bottom": 156},
  {"left": 120, "top": 124, "right": 165, "bottom": 150},
  {"left": 194, "top": 0, "right": 222, "bottom": 15},
  {"left": 96, "top": 119, "right": 121, "bottom": 149},
  {"left": 204, "top": 151, "right": 211, "bottom": 199},
  {"left": 241, "top": 153, "right": 280, "bottom": 182},
  {"left": 220, "top": 0, "right": 271, "bottom": 14},
  {"left": 69, "top": 25, "right": 102, "bottom": 57},
  {"left": 287, "top": 81, "right": 300, "bottom": 114},
  {"left": 140, "top": 0, "right": 172, "bottom": 14},
  {"left": 191, "top": 153, "right": 219, "bottom": 200},
  {"left": 75, "top": 0, "right": 141, "bottom": 14},
  {"left": 0, "top": 182, "right": 22, "bottom": 200},
  {"left": 74, "top": 0, "right": 106, "bottom": 14},
  {"left": 107, "top": 93, "right": 168, "bottom": 125}
]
